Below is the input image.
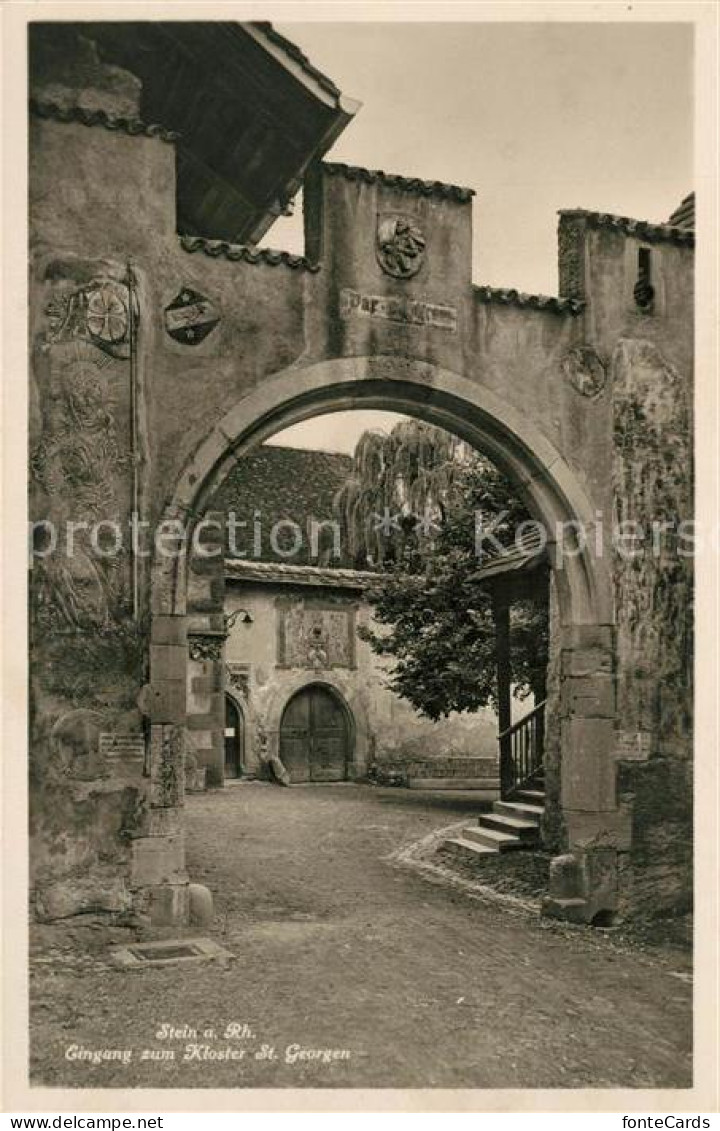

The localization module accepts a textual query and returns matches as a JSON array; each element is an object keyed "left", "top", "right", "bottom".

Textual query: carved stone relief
[
  {"left": 188, "top": 634, "right": 224, "bottom": 662},
  {"left": 31, "top": 264, "right": 138, "bottom": 635},
  {"left": 376, "top": 214, "right": 426, "bottom": 279},
  {"left": 562, "top": 347, "right": 607, "bottom": 400},
  {"left": 277, "top": 600, "right": 356, "bottom": 669},
  {"left": 225, "top": 663, "right": 251, "bottom": 698}
]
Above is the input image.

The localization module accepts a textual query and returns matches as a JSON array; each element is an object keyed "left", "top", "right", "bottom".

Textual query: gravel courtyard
[{"left": 30, "top": 782, "right": 692, "bottom": 1090}]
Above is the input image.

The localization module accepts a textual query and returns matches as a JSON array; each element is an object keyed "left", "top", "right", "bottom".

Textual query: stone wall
[{"left": 612, "top": 338, "right": 693, "bottom": 918}]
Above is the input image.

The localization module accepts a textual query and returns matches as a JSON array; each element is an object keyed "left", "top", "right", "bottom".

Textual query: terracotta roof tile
[
  {"left": 29, "top": 98, "right": 179, "bottom": 143},
  {"left": 474, "top": 286, "right": 585, "bottom": 316},
  {"left": 322, "top": 161, "right": 474, "bottom": 202},
  {"left": 179, "top": 235, "right": 320, "bottom": 270},
  {"left": 559, "top": 208, "right": 694, "bottom": 247}
]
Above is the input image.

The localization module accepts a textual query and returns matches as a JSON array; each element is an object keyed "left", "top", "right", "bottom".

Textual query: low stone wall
[{"left": 370, "top": 756, "right": 498, "bottom": 787}]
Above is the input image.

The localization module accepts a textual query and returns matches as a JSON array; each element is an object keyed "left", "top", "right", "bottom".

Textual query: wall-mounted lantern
[{"left": 225, "top": 607, "right": 254, "bottom": 631}]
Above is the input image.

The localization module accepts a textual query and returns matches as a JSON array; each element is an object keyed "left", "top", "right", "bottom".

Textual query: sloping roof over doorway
[
  {"left": 469, "top": 525, "right": 548, "bottom": 583},
  {"left": 72, "top": 21, "right": 360, "bottom": 244},
  {"left": 225, "top": 559, "right": 381, "bottom": 590}
]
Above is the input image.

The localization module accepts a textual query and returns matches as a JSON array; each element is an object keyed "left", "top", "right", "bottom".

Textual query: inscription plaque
[{"left": 340, "top": 288, "right": 457, "bottom": 332}]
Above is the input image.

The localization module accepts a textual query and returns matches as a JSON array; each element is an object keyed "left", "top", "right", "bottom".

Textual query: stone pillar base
[
  {"left": 541, "top": 847, "right": 619, "bottom": 925},
  {"left": 136, "top": 879, "right": 214, "bottom": 928}
]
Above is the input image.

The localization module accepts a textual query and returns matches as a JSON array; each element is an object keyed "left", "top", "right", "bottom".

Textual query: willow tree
[
  {"left": 334, "top": 420, "right": 468, "bottom": 569},
  {"left": 334, "top": 420, "right": 548, "bottom": 720}
]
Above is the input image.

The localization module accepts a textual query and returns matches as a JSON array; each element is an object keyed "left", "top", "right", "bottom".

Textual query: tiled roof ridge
[
  {"left": 559, "top": 208, "right": 694, "bottom": 245},
  {"left": 250, "top": 22, "right": 343, "bottom": 103},
  {"left": 179, "top": 235, "right": 320, "bottom": 271},
  {"left": 322, "top": 161, "right": 475, "bottom": 202},
  {"left": 29, "top": 98, "right": 180, "bottom": 143},
  {"left": 474, "top": 286, "right": 585, "bottom": 316}
]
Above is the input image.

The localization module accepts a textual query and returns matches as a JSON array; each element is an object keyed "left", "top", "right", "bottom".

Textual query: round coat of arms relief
[{"left": 376, "top": 214, "right": 426, "bottom": 279}]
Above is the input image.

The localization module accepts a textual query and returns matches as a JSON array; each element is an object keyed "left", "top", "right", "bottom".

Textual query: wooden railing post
[{"left": 498, "top": 699, "right": 547, "bottom": 799}]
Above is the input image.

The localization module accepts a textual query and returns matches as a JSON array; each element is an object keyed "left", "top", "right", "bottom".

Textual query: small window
[{"left": 633, "top": 247, "right": 655, "bottom": 312}]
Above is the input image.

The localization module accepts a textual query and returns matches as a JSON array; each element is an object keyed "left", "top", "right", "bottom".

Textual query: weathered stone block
[
  {"left": 125, "top": 801, "right": 181, "bottom": 839},
  {"left": 560, "top": 716, "right": 617, "bottom": 811},
  {"left": 149, "top": 724, "right": 185, "bottom": 807},
  {"left": 187, "top": 573, "right": 213, "bottom": 607},
  {"left": 147, "top": 679, "right": 186, "bottom": 723},
  {"left": 131, "top": 833, "right": 187, "bottom": 887},
  {"left": 146, "top": 882, "right": 190, "bottom": 927},
  {"left": 189, "top": 883, "right": 214, "bottom": 928},
  {"left": 541, "top": 895, "right": 590, "bottom": 923},
  {"left": 547, "top": 852, "right": 584, "bottom": 900},
  {"left": 561, "top": 625, "right": 615, "bottom": 651},
  {"left": 561, "top": 648, "right": 613, "bottom": 678},
  {"left": 561, "top": 673, "right": 615, "bottom": 718},
  {"left": 564, "top": 808, "right": 632, "bottom": 852},
  {"left": 151, "top": 615, "right": 188, "bottom": 646},
  {"left": 151, "top": 557, "right": 186, "bottom": 617},
  {"left": 146, "top": 807, "right": 181, "bottom": 838},
  {"left": 35, "top": 874, "right": 132, "bottom": 920},
  {"left": 150, "top": 644, "right": 187, "bottom": 683},
  {"left": 581, "top": 846, "right": 619, "bottom": 912}
]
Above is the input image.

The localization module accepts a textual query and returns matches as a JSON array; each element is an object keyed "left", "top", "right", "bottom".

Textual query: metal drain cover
[{"left": 111, "top": 937, "right": 233, "bottom": 969}]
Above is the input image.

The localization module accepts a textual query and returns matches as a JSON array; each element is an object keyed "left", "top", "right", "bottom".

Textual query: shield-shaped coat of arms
[
  {"left": 164, "top": 288, "right": 220, "bottom": 345},
  {"left": 376, "top": 214, "right": 426, "bottom": 279}
]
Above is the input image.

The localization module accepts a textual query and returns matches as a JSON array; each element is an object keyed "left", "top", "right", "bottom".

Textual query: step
[
  {"left": 460, "top": 825, "right": 524, "bottom": 852},
  {"left": 443, "top": 836, "right": 497, "bottom": 857},
  {"left": 514, "top": 789, "right": 546, "bottom": 805},
  {"left": 493, "top": 800, "right": 544, "bottom": 823},
  {"left": 480, "top": 812, "right": 541, "bottom": 841}
]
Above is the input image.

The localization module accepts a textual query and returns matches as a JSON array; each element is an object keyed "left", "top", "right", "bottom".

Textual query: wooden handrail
[
  {"left": 498, "top": 699, "right": 547, "bottom": 742},
  {"left": 498, "top": 698, "right": 547, "bottom": 800}
]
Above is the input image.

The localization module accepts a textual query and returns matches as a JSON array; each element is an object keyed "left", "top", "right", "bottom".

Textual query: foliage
[{"left": 335, "top": 421, "right": 548, "bottom": 720}]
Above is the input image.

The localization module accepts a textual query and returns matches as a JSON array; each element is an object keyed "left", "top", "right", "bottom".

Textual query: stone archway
[
  {"left": 148, "top": 355, "right": 617, "bottom": 923},
  {"left": 154, "top": 357, "right": 612, "bottom": 625}
]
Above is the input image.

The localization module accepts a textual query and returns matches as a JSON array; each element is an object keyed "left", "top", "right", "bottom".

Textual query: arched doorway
[
  {"left": 224, "top": 694, "right": 245, "bottom": 779},
  {"left": 149, "top": 358, "right": 616, "bottom": 922},
  {"left": 279, "top": 684, "right": 351, "bottom": 783}
]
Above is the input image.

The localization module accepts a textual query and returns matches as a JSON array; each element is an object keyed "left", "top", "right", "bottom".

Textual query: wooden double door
[{"left": 279, "top": 685, "right": 350, "bottom": 783}]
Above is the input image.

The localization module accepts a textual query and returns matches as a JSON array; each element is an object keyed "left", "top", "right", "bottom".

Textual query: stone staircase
[{"left": 445, "top": 772, "right": 545, "bottom": 857}]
